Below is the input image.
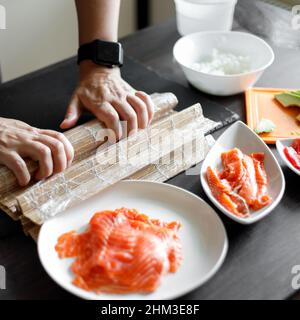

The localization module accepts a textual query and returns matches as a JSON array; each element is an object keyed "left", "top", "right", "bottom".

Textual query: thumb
[{"left": 60, "top": 95, "right": 82, "bottom": 129}]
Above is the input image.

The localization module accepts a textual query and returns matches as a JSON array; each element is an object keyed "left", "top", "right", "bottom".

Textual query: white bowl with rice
[{"left": 173, "top": 31, "right": 275, "bottom": 96}]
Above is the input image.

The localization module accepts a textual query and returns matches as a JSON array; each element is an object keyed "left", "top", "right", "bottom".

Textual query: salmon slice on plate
[{"left": 55, "top": 208, "right": 183, "bottom": 294}]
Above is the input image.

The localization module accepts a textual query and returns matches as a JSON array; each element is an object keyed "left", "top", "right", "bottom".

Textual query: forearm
[
  {"left": 75, "top": 0, "right": 121, "bottom": 44},
  {"left": 64, "top": 1, "right": 154, "bottom": 136}
]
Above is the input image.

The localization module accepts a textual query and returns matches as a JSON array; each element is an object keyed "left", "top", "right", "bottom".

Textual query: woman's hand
[
  {"left": 0, "top": 118, "right": 74, "bottom": 186},
  {"left": 60, "top": 61, "right": 155, "bottom": 140}
]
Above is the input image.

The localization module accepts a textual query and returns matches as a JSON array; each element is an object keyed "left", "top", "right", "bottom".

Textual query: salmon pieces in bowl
[
  {"left": 201, "top": 121, "right": 285, "bottom": 224},
  {"left": 206, "top": 148, "right": 272, "bottom": 218}
]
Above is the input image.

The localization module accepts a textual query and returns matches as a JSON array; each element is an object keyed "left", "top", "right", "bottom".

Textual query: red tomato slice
[
  {"left": 291, "top": 139, "right": 300, "bottom": 155},
  {"left": 284, "top": 146, "right": 300, "bottom": 170}
]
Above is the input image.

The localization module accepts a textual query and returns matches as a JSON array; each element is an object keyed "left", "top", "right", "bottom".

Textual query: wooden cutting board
[{"left": 246, "top": 87, "right": 300, "bottom": 144}]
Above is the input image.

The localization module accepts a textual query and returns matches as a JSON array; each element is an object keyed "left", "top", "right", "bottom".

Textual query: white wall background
[
  {"left": 0, "top": 0, "right": 77, "bottom": 82},
  {"left": 0, "top": 0, "right": 174, "bottom": 82},
  {"left": 0, "top": 0, "right": 137, "bottom": 82}
]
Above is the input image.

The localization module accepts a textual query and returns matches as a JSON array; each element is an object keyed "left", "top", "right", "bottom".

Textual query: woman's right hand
[{"left": 0, "top": 118, "right": 74, "bottom": 186}]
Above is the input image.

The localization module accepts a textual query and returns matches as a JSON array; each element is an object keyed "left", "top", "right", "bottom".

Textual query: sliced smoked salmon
[
  {"left": 206, "top": 148, "right": 272, "bottom": 217},
  {"left": 206, "top": 166, "right": 249, "bottom": 217},
  {"left": 55, "top": 208, "right": 183, "bottom": 294},
  {"left": 251, "top": 153, "right": 272, "bottom": 210}
]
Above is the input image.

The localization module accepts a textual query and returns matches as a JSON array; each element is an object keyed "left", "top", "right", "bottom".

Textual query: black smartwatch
[{"left": 77, "top": 39, "right": 124, "bottom": 67}]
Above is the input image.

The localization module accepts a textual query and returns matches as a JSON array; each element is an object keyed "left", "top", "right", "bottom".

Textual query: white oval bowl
[
  {"left": 200, "top": 121, "right": 285, "bottom": 224},
  {"left": 173, "top": 31, "right": 274, "bottom": 96}
]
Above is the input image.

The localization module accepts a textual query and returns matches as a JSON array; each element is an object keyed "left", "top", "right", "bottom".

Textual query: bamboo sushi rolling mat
[{"left": 0, "top": 92, "right": 218, "bottom": 241}]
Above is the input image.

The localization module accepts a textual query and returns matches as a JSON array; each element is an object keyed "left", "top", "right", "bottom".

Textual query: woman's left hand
[{"left": 61, "top": 61, "right": 155, "bottom": 140}]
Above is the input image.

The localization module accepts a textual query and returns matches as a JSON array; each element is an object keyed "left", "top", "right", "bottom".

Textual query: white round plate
[{"left": 38, "top": 180, "right": 228, "bottom": 300}]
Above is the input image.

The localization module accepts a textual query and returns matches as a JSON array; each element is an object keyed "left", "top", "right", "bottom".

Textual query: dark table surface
[{"left": 0, "top": 19, "right": 300, "bottom": 300}]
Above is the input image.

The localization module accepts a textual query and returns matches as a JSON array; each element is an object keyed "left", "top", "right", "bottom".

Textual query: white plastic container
[{"left": 174, "top": 0, "right": 238, "bottom": 35}]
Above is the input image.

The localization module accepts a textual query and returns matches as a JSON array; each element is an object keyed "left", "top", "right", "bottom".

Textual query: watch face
[{"left": 95, "top": 40, "right": 123, "bottom": 66}]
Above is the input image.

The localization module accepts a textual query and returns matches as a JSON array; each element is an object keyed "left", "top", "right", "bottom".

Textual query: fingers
[
  {"left": 135, "top": 91, "right": 155, "bottom": 123},
  {"left": 94, "top": 102, "right": 122, "bottom": 140},
  {"left": 22, "top": 141, "right": 54, "bottom": 181},
  {"left": 126, "top": 94, "right": 149, "bottom": 129},
  {"left": 39, "top": 130, "right": 74, "bottom": 167},
  {"left": 60, "top": 94, "right": 82, "bottom": 129},
  {"left": 63, "top": 87, "right": 153, "bottom": 141},
  {"left": 0, "top": 152, "right": 31, "bottom": 186},
  {"left": 112, "top": 100, "right": 138, "bottom": 136},
  {"left": 33, "top": 135, "right": 67, "bottom": 174},
  {"left": 95, "top": 93, "right": 152, "bottom": 138},
  {"left": 0, "top": 116, "right": 75, "bottom": 186},
  {"left": 7, "top": 130, "right": 74, "bottom": 184},
  {"left": 23, "top": 130, "right": 74, "bottom": 178}
]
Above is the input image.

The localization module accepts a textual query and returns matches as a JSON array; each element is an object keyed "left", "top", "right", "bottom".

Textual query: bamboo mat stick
[
  {"left": 0, "top": 92, "right": 178, "bottom": 195},
  {"left": 18, "top": 104, "right": 207, "bottom": 224}
]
